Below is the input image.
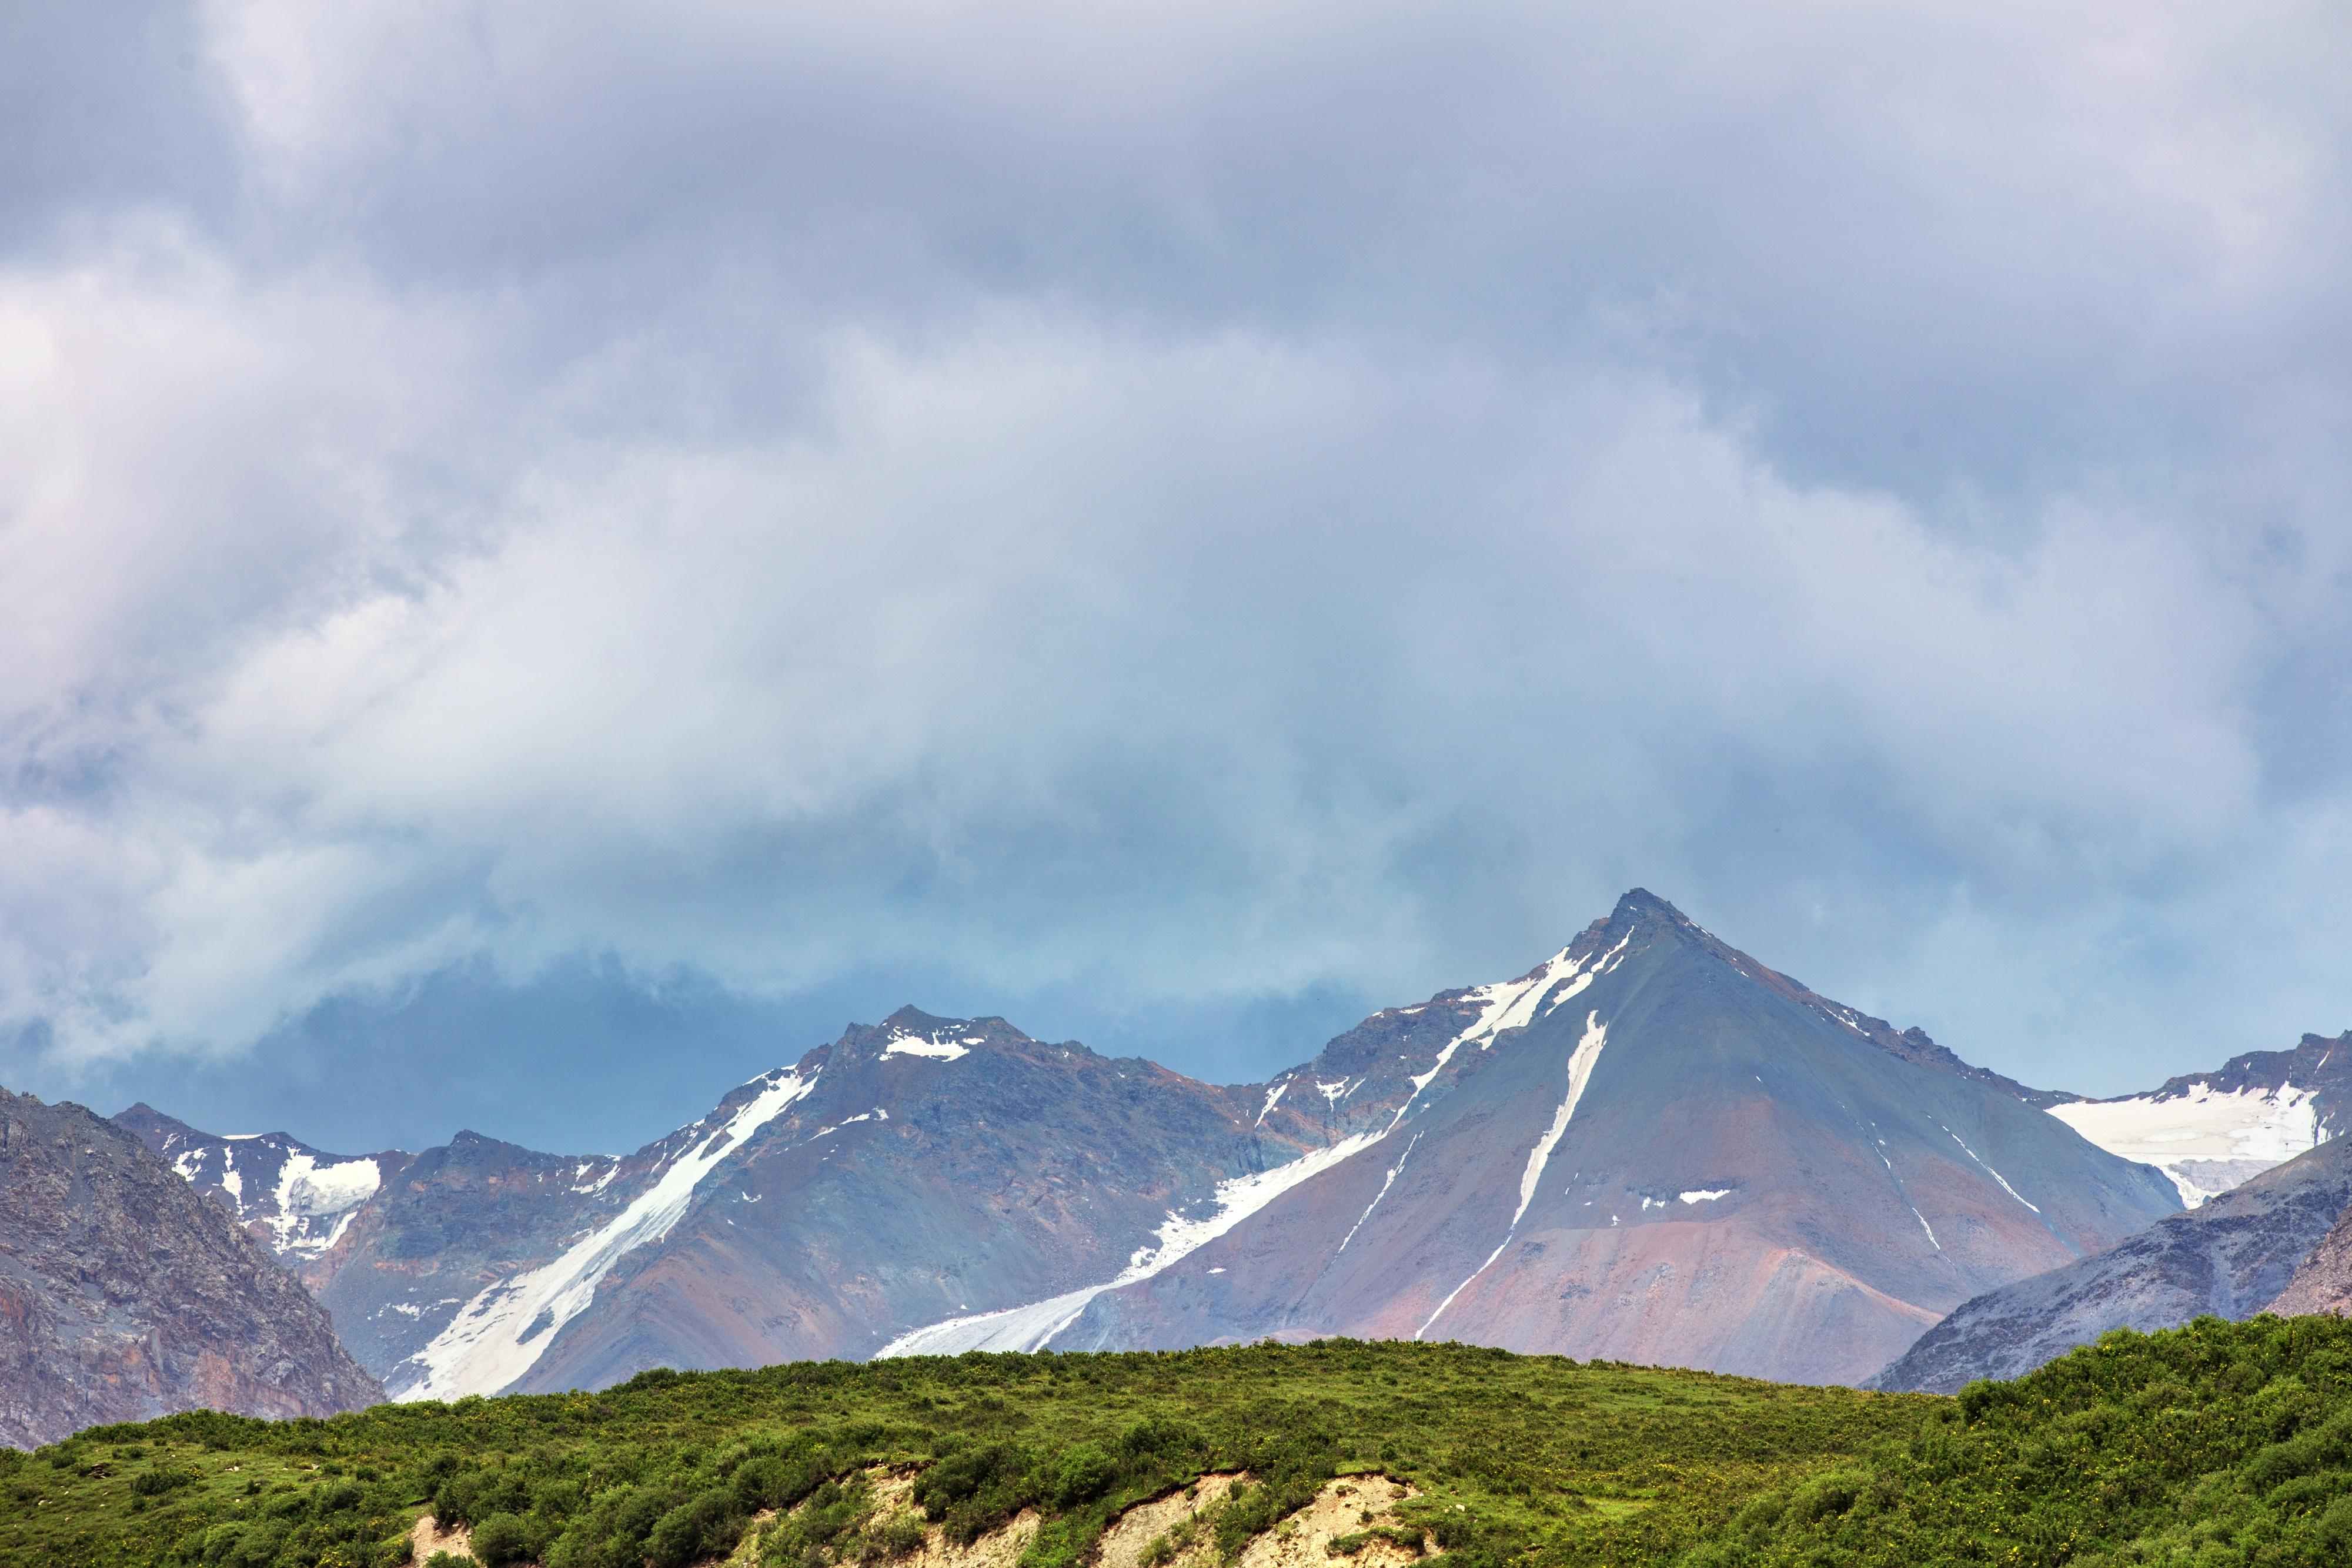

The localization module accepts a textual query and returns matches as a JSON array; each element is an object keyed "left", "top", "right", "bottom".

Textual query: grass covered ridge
[
  {"left": 0, "top": 1340, "right": 1915, "bottom": 1568},
  {"left": 3, "top": 1320, "right": 2350, "bottom": 1568}
]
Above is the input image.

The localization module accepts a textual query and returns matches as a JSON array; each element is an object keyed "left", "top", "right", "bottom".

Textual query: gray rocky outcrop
[
  {"left": 1870, "top": 1132, "right": 2352, "bottom": 1392},
  {"left": 0, "top": 1085, "right": 382, "bottom": 1449}
]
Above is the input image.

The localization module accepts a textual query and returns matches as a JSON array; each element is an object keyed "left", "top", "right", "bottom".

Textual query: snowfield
[
  {"left": 2048, "top": 1082, "right": 2326, "bottom": 1205},
  {"left": 881, "top": 1027, "right": 981, "bottom": 1061}
]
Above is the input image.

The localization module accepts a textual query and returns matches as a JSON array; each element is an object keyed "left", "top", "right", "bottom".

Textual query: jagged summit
[
  {"left": 2127, "top": 1031, "right": 2352, "bottom": 1116},
  {"left": 830, "top": 1006, "right": 1083, "bottom": 1067},
  {"left": 113, "top": 1101, "right": 410, "bottom": 1266}
]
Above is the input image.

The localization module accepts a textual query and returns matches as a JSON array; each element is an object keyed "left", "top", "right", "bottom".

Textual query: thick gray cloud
[{"left": 2, "top": 1, "right": 2349, "bottom": 1151}]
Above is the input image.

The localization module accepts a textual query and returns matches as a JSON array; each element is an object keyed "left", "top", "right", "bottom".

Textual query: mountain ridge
[
  {"left": 112, "top": 1102, "right": 413, "bottom": 1266},
  {"left": 2044, "top": 1030, "right": 2349, "bottom": 1204},
  {"left": 106, "top": 888, "right": 2195, "bottom": 1399},
  {"left": 1, "top": 1085, "right": 382, "bottom": 1449}
]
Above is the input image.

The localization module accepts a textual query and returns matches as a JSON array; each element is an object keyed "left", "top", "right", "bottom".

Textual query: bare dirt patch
[
  {"left": 409, "top": 1513, "right": 473, "bottom": 1563},
  {"left": 902, "top": 1507, "right": 1040, "bottom": 1568},
  {"left": 1095, "top": 1472, "right": 1248, "bottom": 1568},
  {"left": 1235, "top": 1475, "right": 1425, "bottom": 1568},
  {"left": 753, "top": 1467, "right": 1037, "bottom": 1568}
]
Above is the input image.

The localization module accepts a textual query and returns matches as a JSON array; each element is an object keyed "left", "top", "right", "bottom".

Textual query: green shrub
[
  {"left": 914, "top": 1442, "right": 1038, "bottom": 1543},
  {"left": 468, "top": 1511, "right": 534, "bottom": 1566},
  {"left": 129, "top": 1463, "right": 199, "bottom": 1496},
  {"left": 645, "top": 1487, "right": 746, "bottom": 1568},
  {"left": 1045, "top": 1442, "right": 1117, "bottom": 1506}
]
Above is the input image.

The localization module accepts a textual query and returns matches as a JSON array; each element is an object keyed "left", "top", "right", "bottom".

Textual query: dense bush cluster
[
  {"left": 0, "top": 1335, "right": 2089, "bottom": 1568},
  {"left": 1684, "top": 1315, "right": 2352, "bottom": 1568}
]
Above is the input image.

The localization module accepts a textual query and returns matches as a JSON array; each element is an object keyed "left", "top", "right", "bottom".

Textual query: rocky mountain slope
[
  {"left": 128, "top": 889, "right": 2200, "bottom": 1396},
  {"left": 1010, "top": 891, "right": 2179, "bottom": 1385},
  {"left": 2042, "top": 1031, "right": 2350, "bottom": 1205},
  {"left": 112, "top": 1104, "right": 410, "bottom": 1266},
  {"left": 1871, "top": 1131, "right": 2352, "bottom": 1392},
  {"left": 295, "top": 1012, "right": 1329, "bottom": 1398},
  {"left": 0, "top": 1085, "right": 382, "bottom": 1449},
  {"left": 2268, "top": 1193, "right": 2352, "bottom": 1316},
  {"left": 297, "top": 1128, "right": 635, "bottom": 1388}
]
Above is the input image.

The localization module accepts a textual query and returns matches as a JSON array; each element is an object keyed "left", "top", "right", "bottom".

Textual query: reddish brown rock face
[
  {"left": 0, "top": 1086, "right": 382, "bottom": 1449},
  {"left": 1053, "top": 892, "right": 2180, "bottom": 1386}
]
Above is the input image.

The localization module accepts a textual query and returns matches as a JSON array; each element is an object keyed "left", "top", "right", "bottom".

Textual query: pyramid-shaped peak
[
  {"left": 1615, "top": 886, "right": 1682, "bottom": 918},
  {"left": 1556, "top": 887, "right": 1716, "bottom": 965},
  {"left": 1603, "top": 887, "right": 1704, "bottom": 936}
]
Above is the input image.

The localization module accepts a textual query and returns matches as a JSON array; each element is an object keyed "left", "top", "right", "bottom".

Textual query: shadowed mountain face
[
  {"left": 298, "top": 1129, "right": 634, "bottom": 1390},
  {"left": 1871, "top": 1134, "right": 2352, "bottom": 1393},
  {"left": 1038, "top": 892, "right": 2180, "bottom": 1385},
  {"left": 112, "top": 1104, "right": 412, "bottom": 1266},
  {"left": 0, "top": 1086, "right": 382, "bottom": 1449}
]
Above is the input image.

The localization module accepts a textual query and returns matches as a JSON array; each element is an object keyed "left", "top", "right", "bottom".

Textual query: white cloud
[{"left": 1, "top": 1, "right": 2348, "bottom": 1095}]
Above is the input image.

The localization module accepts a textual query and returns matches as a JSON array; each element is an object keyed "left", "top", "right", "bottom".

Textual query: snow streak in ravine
[
  {"left": 393, "top": 1066, "right": 817, "bottom": 1400},
  {"left": 1416, "top": 1011, "right": 1609, "bottom": 1339}
]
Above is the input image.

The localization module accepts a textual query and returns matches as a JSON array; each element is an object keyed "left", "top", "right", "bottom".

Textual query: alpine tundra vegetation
[{"left": 9, "top": 1320, "right": 2352, "bottom": 1568}]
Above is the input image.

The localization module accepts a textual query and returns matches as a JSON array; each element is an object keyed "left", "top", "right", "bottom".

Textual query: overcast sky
[{"left": 4, "top": 1, "right": 2350, "bottom": 1155}]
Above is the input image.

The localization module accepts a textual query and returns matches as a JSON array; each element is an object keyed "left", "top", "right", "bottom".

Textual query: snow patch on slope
[
  {"left": 2048, "top": 1082, "right": 2325, "bottom": 1205},
  {"left": 1940, "top": 1125, "right": 2042, "bottom": 1215},
  {"left": 878, "top": 1129, "right": 1387, "bottom": 1358},
  {"left": 392, "top": 1066, "right": 817, "bottom": 1400},
  {"left": 1418, "top": 1011, "right": 1609, "bottom": 1339},
  {"left": 266, "top": 1152, "right": 382, "bottom": 1259},
  {"left": 882, "top": 1027, "right": 974, "bottom": 1061},
  {"left": 154, "top": 1132, "right": 385, "bottom": 1262},
  {"left": 1387, "top": 937, "right": 1631, "bottom": 1133}
]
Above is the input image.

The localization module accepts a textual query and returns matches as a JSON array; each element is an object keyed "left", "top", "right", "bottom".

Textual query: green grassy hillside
[{"left": 5, "top": 1320, "right": 2350, "bottom": 1568}]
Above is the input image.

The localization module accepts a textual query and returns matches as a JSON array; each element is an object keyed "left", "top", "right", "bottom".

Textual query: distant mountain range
[
  {"left": 9, "top": 885, "right": 2340, "bottom": 1446},
  {"left": 121, "top": 891, "right": 2184, "bottom": 1396},
  {"left": 0, "top": 1086, "right": 381, "bottom": 1449}
]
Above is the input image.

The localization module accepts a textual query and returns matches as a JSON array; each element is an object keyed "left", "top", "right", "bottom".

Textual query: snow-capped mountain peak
[
  {"left": 113, "top": 1104, "right": 410, "bottom": 1265},
  {"left": 2044, "top": 1031, "right": 2351, "bottom": 1205}
]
